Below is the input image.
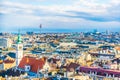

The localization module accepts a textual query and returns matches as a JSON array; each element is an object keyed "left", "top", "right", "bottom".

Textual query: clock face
[{"left": 19, "top": 46, "right": 22, "bottom": 50}]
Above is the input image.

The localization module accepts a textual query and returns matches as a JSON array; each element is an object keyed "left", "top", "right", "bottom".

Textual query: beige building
[
  {"left": 0, "top": 59, "right": 15, "bottom": 70},
  {"left": 59, "top": 42, "right": 77, "bottom": 47},
  {"left": 0, "top": 56, "right": 16, "bottom": 70}
]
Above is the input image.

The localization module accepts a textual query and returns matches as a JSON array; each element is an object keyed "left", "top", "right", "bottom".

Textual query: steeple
[
  {"left": 17, "top": 30, "right": 22, "bottom": 44},
  {"left": 16, "top": 29, "right": 23, "bottom": 67}
]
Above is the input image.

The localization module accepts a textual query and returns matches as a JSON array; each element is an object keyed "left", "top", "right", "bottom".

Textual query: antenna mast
[{"left": 39, "top": 24, "right": 42, "bottom": 34}]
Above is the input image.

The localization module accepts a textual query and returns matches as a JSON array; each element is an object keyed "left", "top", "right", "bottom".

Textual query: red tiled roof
[
  {"left": 80, "top": 66, "right": 120, "bottom": 75},
  {"left": 66, "top": 63, "right": 80, "bottom": 71},
  {"left": 115, "top": 47, "right": 120, "bottom": 51},
  {"left": 18, "top": 56, "right": 46, "bottom": 73},
  {"left": 52, "top": 58, "right": 60, "bottom": 63},
  {"left": 0, "top": 62, "right": 3, "bottom": 64},
  {"left": 4, "top": 60, "right": 15, "bottom": 63}
]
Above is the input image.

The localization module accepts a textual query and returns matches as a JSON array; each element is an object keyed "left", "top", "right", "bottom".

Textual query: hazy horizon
[{"left": 0, "top": 27, "right": 120, "bottom": 33}]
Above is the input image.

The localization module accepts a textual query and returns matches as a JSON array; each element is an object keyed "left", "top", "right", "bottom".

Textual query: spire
[{"left": 17, "top": 29, "right": 22, "bottom": 44}]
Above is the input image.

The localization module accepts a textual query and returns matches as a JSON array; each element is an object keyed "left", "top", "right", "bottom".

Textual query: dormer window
[{"left": 25, "top": 65, "right": 31, "bottom": 72}]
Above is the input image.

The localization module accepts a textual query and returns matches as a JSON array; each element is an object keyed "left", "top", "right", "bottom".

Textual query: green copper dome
[{"left": 17, "top": 33, "right": 22, "bottom": 44}]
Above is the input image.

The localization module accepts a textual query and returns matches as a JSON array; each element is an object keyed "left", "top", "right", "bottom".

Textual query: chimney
[{"left": 64, "top": 71, "right": 68, "bottom": 78}]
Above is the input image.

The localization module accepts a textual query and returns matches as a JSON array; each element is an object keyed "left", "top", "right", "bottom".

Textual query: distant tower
[
  {"left": 106, "top": 30, "right": 110, "bottom": 35},
  {"left": 16, "top": 31, "right": 23, "bottom": 66},
  {"left": 39, "top": 24, "right": 42, "bottom": 34}
]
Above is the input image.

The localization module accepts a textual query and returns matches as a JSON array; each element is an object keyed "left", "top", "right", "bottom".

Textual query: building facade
[{"left": 16, "top": 33, "right": 23, "bottom": 66}]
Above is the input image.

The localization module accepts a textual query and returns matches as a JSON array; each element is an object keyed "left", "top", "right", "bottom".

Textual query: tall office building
[{"left": 106, "top": 30, "right": 110, "bottom": 35}]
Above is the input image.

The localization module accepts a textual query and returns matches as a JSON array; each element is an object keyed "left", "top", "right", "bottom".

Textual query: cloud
[
  {"left": 62, "top": 11, "right": 120, "bottom": 22},
  {"left": 0, "top": 0, "right": 120, "bottom": 32},
  {"left": 1, "top": 0, "right": 120, "bottom": 22}
]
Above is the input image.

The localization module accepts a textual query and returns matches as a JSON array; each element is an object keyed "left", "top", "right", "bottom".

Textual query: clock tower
[{"left": 16, "top": 32, "right": 23, "bottom": 66}]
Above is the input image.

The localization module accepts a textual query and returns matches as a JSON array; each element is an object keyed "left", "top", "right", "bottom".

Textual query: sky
[{"left": 0, "top": 0, "right": 120, "bottom": 33}]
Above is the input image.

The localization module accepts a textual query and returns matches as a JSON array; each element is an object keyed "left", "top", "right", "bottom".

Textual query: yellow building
[
  {"left": 0, "top": 76, "right": 6, "bottom": 80},
  {"left": 0, "top": 59, "right": 15, "bottom": 70}
]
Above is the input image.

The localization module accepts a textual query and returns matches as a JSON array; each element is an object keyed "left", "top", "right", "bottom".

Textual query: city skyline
[{"left": 0, "top": 0, "right": 120, "bottom": 32}]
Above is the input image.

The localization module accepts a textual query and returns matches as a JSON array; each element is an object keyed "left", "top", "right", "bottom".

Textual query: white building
[
  {"left": 0, "top": 38, "right": 12, "bottom": 48},
  {"left": 16, "top": 33, "right": 23, "bottom": 66},
  {"left": 59, "top": 42, "right": 77, "bottom": 47}
]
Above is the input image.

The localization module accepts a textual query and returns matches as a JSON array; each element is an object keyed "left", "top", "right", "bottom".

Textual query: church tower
[{"left": 16, "top": 32, "right": 23, "bottom": 66}]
